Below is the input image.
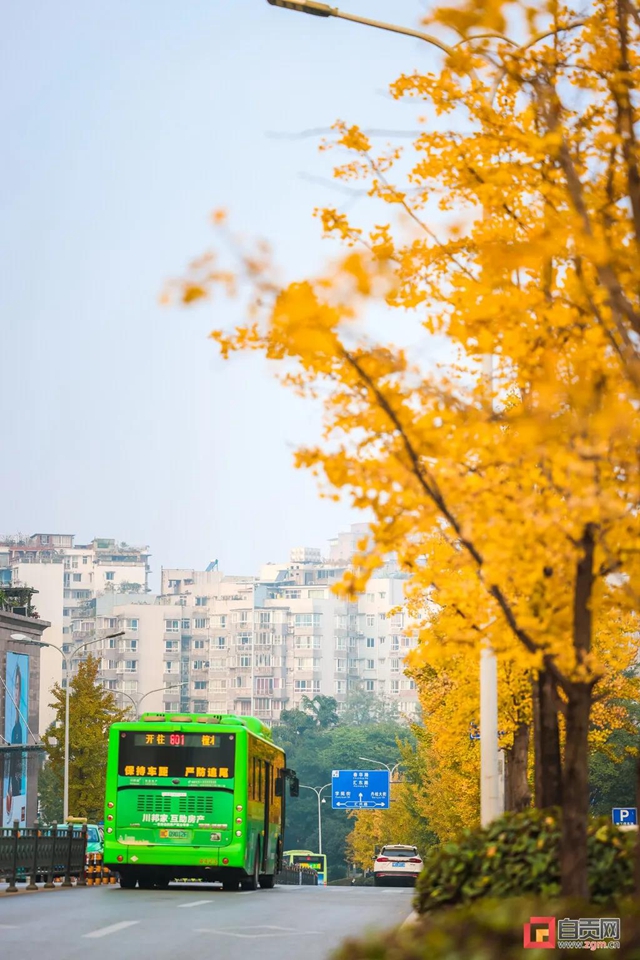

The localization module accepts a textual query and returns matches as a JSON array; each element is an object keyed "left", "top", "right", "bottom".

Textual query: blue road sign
[
  {"left": 612, "top": 807, "right": 638, "bottom": 826},
  {"left": 331, "top": 769, "right": 390, "bottom": 809}
]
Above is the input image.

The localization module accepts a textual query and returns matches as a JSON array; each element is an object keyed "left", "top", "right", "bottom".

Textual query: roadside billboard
[{"left": 2, "top": 652, "right": 29, "bottom": 827}]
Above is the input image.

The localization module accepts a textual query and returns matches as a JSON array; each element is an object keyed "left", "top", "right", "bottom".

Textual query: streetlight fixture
[
  {"left": 12, "top": 630, "right": 125, "bottom": 820},
  {"left": 299, "top": 782, "right": 332, "bottom": 854},
  {"left": 266, "top": 0, "right": 454, "bottom": 55},
  {"left": 119, "top": 682, "right": 189, "bottom": 719},
  {"left": 358, "top": 756, "right": 401, "bottom": 782}
]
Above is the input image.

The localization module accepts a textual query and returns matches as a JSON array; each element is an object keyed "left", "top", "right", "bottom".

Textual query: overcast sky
[{"left": 1, "top": 0, "right": 437, "bottom": 584}]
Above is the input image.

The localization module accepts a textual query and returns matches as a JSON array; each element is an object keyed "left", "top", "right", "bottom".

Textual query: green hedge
[
  {"left": 415, "top": 808, "right": 636, "bottom": 913},
  {"left": 333, "top": 897, "right": 640, "bottom": 960}
]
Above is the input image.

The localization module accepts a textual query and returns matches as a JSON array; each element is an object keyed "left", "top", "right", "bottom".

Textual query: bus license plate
[{"left": 159, "top": 829, "right": 191, "bottom": 840}]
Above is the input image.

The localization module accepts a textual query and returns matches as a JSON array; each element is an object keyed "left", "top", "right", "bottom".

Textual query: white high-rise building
[
  {"left": 0, "top": 534, "right": 150, "bottom": 732},
  {"left": 1, "top": 526, "right": 422, "bottom": 729}
]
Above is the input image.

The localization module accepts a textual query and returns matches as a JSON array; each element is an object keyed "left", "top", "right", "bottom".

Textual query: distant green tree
[
  {"left": 273, "top": 718, "right": 415, "bottom": 878},
  {"left": 341, "top": 690, "right": 401, "bottom": 726},
  {"left": 37, "top": 755, "right": 63, "bottom": 824},
  {"left": 589, "top": 699, "right": 640, "bottom": 817},
  {"left": 300, "top": 694, "right": 340, "bottom": 729},
  {"left": 41, "top": 656, "right": 127, "bottom": 820}
]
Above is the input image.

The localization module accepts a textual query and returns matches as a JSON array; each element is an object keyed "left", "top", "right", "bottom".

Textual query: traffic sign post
[
  {"left": 612, "top": 807, "right": 638, "bottom": 829},
  {"left": 331, "top": 769, "right": 390, "bottom": 809}
]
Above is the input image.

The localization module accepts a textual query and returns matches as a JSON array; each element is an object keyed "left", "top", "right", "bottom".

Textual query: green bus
[
  {"left": 103, "top": 712, "right": 299, "bottom": 891},
  {"left": 283, "top": 849, "right": 327, "bottom": 885}
]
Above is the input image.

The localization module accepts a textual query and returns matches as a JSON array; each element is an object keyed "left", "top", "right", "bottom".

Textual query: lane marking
[
  {"left": 84, "top": 920, "right": 140, "bottom": 939},
  {"left": 195, "top": 925, "right": 320, "bottom": 939},
  {"left": 177, "top": 899, "right": 212, "bottom": 908}
]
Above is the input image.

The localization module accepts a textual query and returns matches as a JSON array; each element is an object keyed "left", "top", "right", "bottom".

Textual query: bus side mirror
[
  {"left": 290, "top": 777, "right": 300, "bottom": 798},
  {"left": 275, "top": 775, "right": 283, "bottom": 798}
]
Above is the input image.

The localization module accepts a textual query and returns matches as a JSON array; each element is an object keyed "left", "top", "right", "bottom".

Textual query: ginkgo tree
[{"left": 172, "top": 0, "right": 640, "bottom": 898}]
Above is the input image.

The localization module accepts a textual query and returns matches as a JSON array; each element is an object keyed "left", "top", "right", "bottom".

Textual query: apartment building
[
  {"left": 0, "top": 534, "right": 150, "bottom": 732},
  {"left": 0, "top": 526, "right": 421, "bottom": 727}
]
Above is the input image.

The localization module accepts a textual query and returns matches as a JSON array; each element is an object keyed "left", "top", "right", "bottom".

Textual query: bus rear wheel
[
  {"left": 118, "top": 873, "right": 137, "bottom": 890},
  {"left": 259, "top": 873, "right": 275, "bottom": 889},
  {"left": 240, "top": 844, "right": 260, "bottom": 891},
  {"left": 222, "top": 878, "right": 239, "bottom": 892}
]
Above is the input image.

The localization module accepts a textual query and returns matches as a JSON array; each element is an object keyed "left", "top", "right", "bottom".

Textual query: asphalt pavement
[{"left": 0, "top": 882, "right": 414, "bottom": 960}]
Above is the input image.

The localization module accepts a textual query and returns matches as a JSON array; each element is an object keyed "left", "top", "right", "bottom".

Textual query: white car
[{"left": 373, "top": 845, "right": 423, "bottom": 886}]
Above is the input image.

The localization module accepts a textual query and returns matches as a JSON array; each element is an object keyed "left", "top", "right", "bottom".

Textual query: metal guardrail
[
  {"left": 276, "top": 865, "right": 319, "bottom": 886},
  {"left": 0, "top": 822, "right": 88, "bottom": 892}
]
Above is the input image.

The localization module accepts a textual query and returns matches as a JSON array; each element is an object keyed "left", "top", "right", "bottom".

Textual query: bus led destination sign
[{"left": 118, "top": 730, "right": 236, "bottom": 780}]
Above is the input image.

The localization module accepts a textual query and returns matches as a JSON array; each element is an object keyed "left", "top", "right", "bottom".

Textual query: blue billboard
[{"left": 3, "top": 652, "right": 30, "bottom": 827}]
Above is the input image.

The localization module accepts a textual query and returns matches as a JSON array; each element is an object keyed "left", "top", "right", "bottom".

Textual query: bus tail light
[
  {"left": 117, "top": 856, "right": 123, "bottom": 862},
  {"left": 107, "top": 802, "right": 114, "bottom": 809},
  {"left": 222, "top": 857, "right": 229, "bottom": 864}
]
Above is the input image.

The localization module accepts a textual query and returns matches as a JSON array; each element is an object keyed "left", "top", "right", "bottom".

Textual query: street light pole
[
  {"left": 119, "top": 682, "right": 189, "bottom": 719},
  {"left": 14, "top": 630, "right": 124, "bottom": 820},
  {"left": 300, "top": 782, "right": 332, "bottom": 854},
  {"left": 264, "top": 0, "right": 506, "bottom": 828}
]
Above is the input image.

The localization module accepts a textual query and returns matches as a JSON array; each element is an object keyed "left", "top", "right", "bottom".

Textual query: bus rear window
[{"left": 117, "top": 731, "right": 236, "bottom": 780}]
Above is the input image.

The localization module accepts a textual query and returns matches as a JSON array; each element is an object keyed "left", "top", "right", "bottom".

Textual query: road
[{"left": 0, "top": 883, "right": 413, "bottom": 960}]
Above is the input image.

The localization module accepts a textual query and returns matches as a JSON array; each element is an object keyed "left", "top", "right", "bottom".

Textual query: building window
[
  {"left": 194, "top": 618, "right": 208, "bottom": 629},
  {"left": 366, "top": 637, "right": 375, "bottom": 648},
  {"left": 192, "top": 661, "right": 208, "bottom": 670},
  {"left": 165, "top": 640, "right": 178, "bottom": 651},
  {"left": 379, "top": 591, "right": 386, "bottom": 599},
  {"left": 73, "top": 573, "right": 82, "bottom": 582},
  {"left": 255, "top": 698, "right": 271, "bottom": 712},
  {"left": 181, "top": 619, "right": 190, "bottom": 630},
  {"left": 216, "top": 637, "right": 226, "bottom": 648},
  {"left": 124, "top": 660, "right": 137, "bottom": 672},
  {"left": 391, "top": 658, "right": 400, "bottom": 672},
  {"left": 391, "top": 636, "right": 400, "bottom": 651},
  {"left": 379, "top": 612, "right": 386, "bottom": 621},
  {"left": 365, "top": 680, "right": 375, "bottom": 691},
  {"left": 165, "top": 620, "right": 179, "bottom": 632},
  {"left": 239, "top": 655, "right": 251, "bottom": 668},
  {"left": 294, "top": 613, "right": 321, "bottom": 627},
  {"left": 366, "top": 614, "right": 375, "bottom": 627},
  {"left": 195, "top": 597, "right": 207, "bottom": 606},
  {"left": 166, "top": 662, "right": 173, "bottom": 672},
  {"left": 83, "top": 556, "right": 88, "bottom": 565},
  {"left": 367, "top": 593, "right": 374, "bottom": 602},
  {"left": 194, "top": 639, "right": 205, "bottom": 649},
  {"left": 105, "top": 572, "right": 115, "bottom": 581},
  {"left": 127, "top": 619, "right": 138, "bottom": 631},
  {"left": 256, "top": 678, "right": 273, "bottom": 694},
  {"left": 366, "top": 659, "right": 375, "bottom": 670},
  {"left": 194, "top": 681, "right": 208, "bottom": 691},
  {"left": 335, "top": 680, "right": 346, "bottom": 694},
  {"left": 193, "top": 701, "right": 208, "bottom": 713}
]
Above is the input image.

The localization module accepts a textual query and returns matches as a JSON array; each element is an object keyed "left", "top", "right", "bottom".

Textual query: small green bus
[
  {"left": 283, "top": 849, "right": 328, "bottom": 885},
  {"left": 103, "top": 712, "right": 299, "bottom": 891}
]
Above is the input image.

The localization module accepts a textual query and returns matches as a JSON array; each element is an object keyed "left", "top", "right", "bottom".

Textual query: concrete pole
[
  {"left": 63, "top": 678, "right": 70, "bottom": 822},
  {"left": 480, "top": 353, "right": 502, "bottom": 825}
]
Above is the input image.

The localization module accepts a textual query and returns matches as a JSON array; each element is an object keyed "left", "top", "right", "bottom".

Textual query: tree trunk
[
  {"left": 559, "top": 523, "right": 596, "bottom": 899},
  {"left": 532, "top": 669, "right": 563, "bottom": 808},
  {"left": 504, "top": 722, "right": 531, "bottom": 812},
  {"left": 560, "top": 682, "right": 592, "bottom": 898}
]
